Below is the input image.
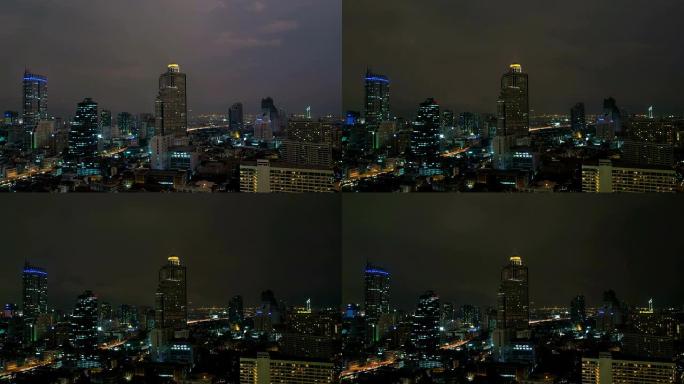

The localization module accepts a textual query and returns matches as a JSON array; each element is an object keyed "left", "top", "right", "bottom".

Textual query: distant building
[
  {"left": 70, "top": 290, "right": 99, "bottom": 367},
  {"left": 410, "top": 290, "right": 441, "bottom": 364},
  {"left": 151, "top": 255, "right": 188, "bottom": 361},
  {"left": 410, "top": 98, "right": 441, "bottom": 173},
  {"left": 239, "top": 352, "right": 335, "bottom": 384},
  {"left": 229, "top": 102, "right": 244, "bottom": 130},
  {"left": 239, "top": 159, "right": 335, "bottom": 193},
  {"left": 581, "top": 352, "right": 675, "bottom": 384},
  {"left": 571, "top": 102, "right": 586, "bottom": 132},
  {"left": 622, "top": 139, "right": 673, "bottom": 167},
  {"left": 493, "top": 255, "right": 530, "bottom": 360},
  {"left": 22, "top": 262, "right": 48, "bottom": 320},
  {"left": 497, "top": 64, "right": 529, "bottom": 138},
  {"left": 364, "top": 264, "right": 390, "bottom": 324},
  {"left": 581, "top": 159, "right": 677, "bottom": 193},
  {"left": 570, "top": 295, "right": 586, "bottom": 328},
  {"left": 494, "top": 64, "right": 530, "bottom": 169},
  {"left": 67, "top": 98, "right": 100, "bottom": 175},
  {"left": 364, "top": 70, "right": 390, "bottom": 126},
  {"left": 155, "top": 64, "right": 187, "bottom": 137},
  {"left": 22, "top": 70, "right": 48, "bottom": 127}
]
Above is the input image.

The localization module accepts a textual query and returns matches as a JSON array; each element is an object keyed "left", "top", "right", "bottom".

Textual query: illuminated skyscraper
[
  {"left": 67, "top": 98, "right": 99, "bottom": 173},
  {"left": 22, "top": 70, "right": 48, "bottom": 127},
  {"left": 364, "top": 70, "right": 390, "bottom": 125},
  {"left": 497, "top": 255, "right": 529, "bottom": 331},
  {"left": 364, "top": 263, "right": 390, "bottom": 323},
  {"left": 22, "top": 262, "right": 48, "bottom": 320},
  {"left": 496, "top": 63, "right": 529, "bottom": 138},
  {"left": 70, "top": 291, "right": 99, "bottom": 368},
  {"left": 410, "top": 291, "right": 441, "bottom": 361},
  {"left": 155, "top": 64, "right": 187, "bottom": 137},
  {"left": 410, "top": 98, "right": 441, "bottom": 172},
  {"left": 155, "top": 255, "right": 188, "bottom": 330}
]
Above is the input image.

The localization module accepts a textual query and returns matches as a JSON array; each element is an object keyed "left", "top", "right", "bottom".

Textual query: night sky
[
  {"left": 343, "top": 0, "right": 684, "bottom": 117},
  {"left": 342, "top": 195, "right": 684, "bottom": 311},
  {"left": 0, "top": 196, "right": 341, "bottom": 311},
  {"left": 0, "top": 0, "right": 340, "bottom": 118}
]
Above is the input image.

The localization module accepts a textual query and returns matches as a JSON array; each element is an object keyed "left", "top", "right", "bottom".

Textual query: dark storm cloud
[
  {"left": 343, "top": 0, "right": 684, "bottom": 117},
  {"left": 342, "top": 195, "right": 684, "bottom": 311},
  {"left": 0, "top": 196, "right": 341, "bottom": 311},
  {"left": 0, "top": 0, "right": 340, "bottom": 118}
]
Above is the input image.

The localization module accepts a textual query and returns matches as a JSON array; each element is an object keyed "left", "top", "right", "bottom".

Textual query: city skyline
[
  {"left": 0, "top": 196, "right": 341, "bottom": 310},
  {"left": 0, "top": 0, "right": 341, "bottom": 118},
  {"left": 343, "top": 0, "right": 684, "bottom": 117},
  {"left": 342, "top": 195, "right": 684, "bottom": 309}
]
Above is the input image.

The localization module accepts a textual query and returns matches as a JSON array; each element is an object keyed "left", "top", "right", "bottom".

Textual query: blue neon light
[
  {"left": 24, "top": 76, "right": 47, "bottom": 83},
  {"left": 365, "top": 76, "right": 390, "bottom": 84},
  {"left": 365, "top": 268, "right": 389, "bottom": 276},
  {"left": 23, "top": 268, "right": 47, "bottom": 276}
]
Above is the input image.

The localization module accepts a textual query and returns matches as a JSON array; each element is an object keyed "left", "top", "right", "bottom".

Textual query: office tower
[
  {"left": 363, "top": 264, "right": 390, "bottom": 323},
  {"left": 229, "top": 102, "right": 244, "bottom": 130},
  {"left": 581, "top": 352, "right": 675, "bottom": 384},
  {"left": 282, "top": 118, "right": 336, "bottom": 168},
  {"left": 22, "top": 263, "right": 48, "bottom": 320},
  {"left": 261, "top": 97, "right": 280, "bottom": 134},
  {"left": 99, "top": 110, "right": 112, "bottom": 141},
  {"left": 571, "top": 102, "right": 586, "bottom": 132},
  {"left": 155, "top": 255, "right": 187, "bottom": 331},
  {"left": 239, "top": 352, "right": 336, "bottom": 384},
  {"left": 117, "top": 112, "right": 133, "bottom": 137},
  {"left": 70, "top": 290, "right": 99, "bottom": 351},
  {"left": 570, "top": 295, "right": 586, "bottom": 328},
  {"left": 155, "top": 64, "right": 187, "bottom": 137},
  {"left": 364, "top": 70, "right": 390, "bottom": 125},
  {"left": 497, "top": 255, "right": 529, "bottom": 331},
  {"left": 496, "top": 63, "right": 529, "bottom": 138},
  {"left": 67, "top": 98, "right": 99, "bottom": 173},
  {"left": 239, "top": 159, "right": 335, "bottom": 193},
  {"left": 410, "top": 98, "right": 441, "bottom": 172},
  {"left": 228, "top": 295, "right": 244, "bottom": 326},
  {"left": 410, "top": 291, "right": 441, "bottom": 361},
  {"left": 458, "top": 112, "right": 481, "bottom": 137},
  {"left": 22, "top": 70, "right": 48, "bottom": 127},
  {"left": 581, "top": 159, "right": 677, "bottom": 193}
]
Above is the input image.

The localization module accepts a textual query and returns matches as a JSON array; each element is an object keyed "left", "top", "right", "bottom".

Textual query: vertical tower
[
  {"left": 155, "top": 255, "right": 188, "bottom": 330},
  {"left": 571, "top": 294, "right": 586, "bottom": 328},
  {"left": 497, "top": 63, "right": 529, "bottom": 138},
  {"left": 410, "top": 290, "right": 441, "bottom": 360},
  {"left": 22, "top": 70, "right": 48, "bottom": 127},
  {"left": 364, "top": 70, "right": 390, "bottom": 125},
  {"left": 229, "top": 102, "right": 244, "bottom": 130},
  {"left": 410, "top": 98, "right": 441, "bottom": 171},
  {"left": 67, "top": 98, "right": 99, "bottom": 172},
  {"left": 571, "top": 102, "right": 586, "bottom": 132},
  {"left": 71, "top": 290, "right": 99, "bottom": 352},
  {"left": 364, "top": 263, "right": 390, "bottom": 323},
  {"left": 155, "top": 64, "right": 188, "bottom": 137},
  {"left": 497, "top": 255, "right": 529, "bottom": 331},
  {"left": 22, "top": 262, "right": 48, "bottom": 320}
]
